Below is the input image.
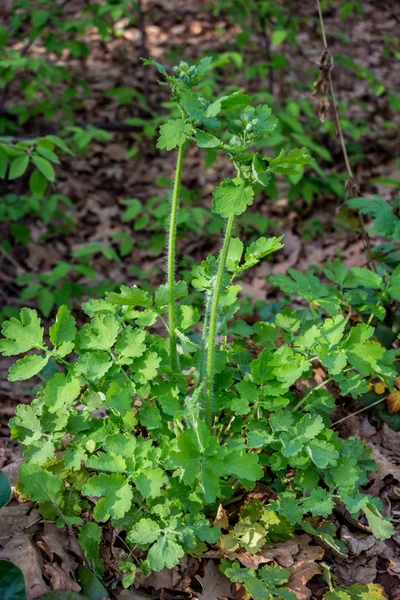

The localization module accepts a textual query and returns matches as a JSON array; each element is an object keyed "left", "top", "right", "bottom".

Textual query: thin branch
[
  {"left": 0, "top": 244, "right": 26, "bottom": 273},
  {"left": 49, "top": 499, "right": 91, "bottom": 571},
  {"left": 331, "top": 396, "right": 388, "bottom": 427},
  {"left": 362, "top": 245, "right": 400, "bottom": 267},
  {"left": 314, "top": 0, "right": 377, "bottom": 273},
  {"left": 315, "top": 0, "right": 328, "bottom": 47},
  {"left": 136, "top": 0, "right": 149, "bottom": 101}
]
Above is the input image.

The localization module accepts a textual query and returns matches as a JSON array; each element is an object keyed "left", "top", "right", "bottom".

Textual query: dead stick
[
  {"left": 137, "top": 0, "right": 149, "bottom": 101},
  {"left": 315, "top": 0, "right": 377, "bottom": 273},
  {"left": 49, "top": 499, "right": 91, "bottom": 571},
  {"left": 331, "top": 396, "right": 388, "bottom": 427}
]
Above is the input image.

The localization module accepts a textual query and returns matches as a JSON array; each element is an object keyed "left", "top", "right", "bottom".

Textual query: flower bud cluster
[
  {"left": 233, "top": 114, "right": 259, "bottom": 133},
  {"left": 173, "top": 62, "right": 198, "bottom": 87}
]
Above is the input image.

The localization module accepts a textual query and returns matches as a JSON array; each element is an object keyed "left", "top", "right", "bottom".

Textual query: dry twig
[{"left": 313, "top": 0, "right": 377, "bottom": 272}]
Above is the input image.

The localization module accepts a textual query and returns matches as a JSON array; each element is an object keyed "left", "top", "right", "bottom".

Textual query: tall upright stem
[
  {"left": 198, "top": 292, "right": 212, "bottom": 382},
  {"left": 167, "top": 143, "right": 185, "bottom": 371},
  {"left": 205, "top": 215, "right": 235, "bottom": 426}
]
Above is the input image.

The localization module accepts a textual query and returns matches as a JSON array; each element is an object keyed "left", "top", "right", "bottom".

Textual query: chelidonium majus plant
[{"left": 0, "top": 58, "right": 397, "bottom": 589}]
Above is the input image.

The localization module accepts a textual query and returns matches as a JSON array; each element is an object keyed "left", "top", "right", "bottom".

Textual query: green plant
[
  {"left": 301, "top": 217, "right": 324, "bottom": 241},
  {"left": 0, "top": 462, "right": 109, "bottom": 599},
  {"left": 0, "top": 193, "right": 73, "bottom": 249},
  {"left": 0, "top": 0, "right": 142, "bottom": 130},
  {"left": 0, "top": 59, "right": 397, "bottom": 596},
  {"left": 0, "top": 0, "right": 155, "bottom": 323},
  {"left": 339, "top": 187, "right": 400, "bottom": 430},
  {"left": 221, "top": 558, "right": 298, "bottom": 600},
  {"left": 221, "top": 556, "right": 385, "bottom": 600},
  {"left": 348, "top": 191, "right": 400, "bottom": 270},
  {"left": 324, "top": 583, "right": 385, "bottom": 600},
  {"left": 0, "top": 134, "right": 72, "bottom": 191},
  {"left": 15, "top": 261, "right": 116, "bottom": 318},
  {"left": 0, "top": 129, "right": 131, "bottom": 321}
]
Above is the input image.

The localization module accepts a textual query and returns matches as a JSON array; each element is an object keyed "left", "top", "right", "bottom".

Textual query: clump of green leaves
[
  {"left": 0, "top": 134, "right": 72, "bottom": 193},
  {"left": 1, "top": 0, "right": 140, "bottom": 132},
  {"left": 324, "top": 583, "right": 385, "bottom": 600},
  {"left": 348, "top": 191, "right": 400, "bottom": 271},
  {"left": 221, "top": 558, "right": 297, "bottom": 600},
  {"left": 221, "top": 558, "right": 385, "bottom": 600},
  {"left": 0, "top": 59, "right": 397, "bottom": 594}
]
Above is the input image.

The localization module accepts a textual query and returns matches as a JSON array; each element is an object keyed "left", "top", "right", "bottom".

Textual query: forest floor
[{"left": 1, "top": 0, "right": 400, "bottom": 598}]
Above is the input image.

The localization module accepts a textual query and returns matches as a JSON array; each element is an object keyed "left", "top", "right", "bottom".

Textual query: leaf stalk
[
  {"left": 167, "top": 143, "right": 185, "bottom": 371},
  {"left": 204, "top": 214, "right": 235, "bottom": 426}
]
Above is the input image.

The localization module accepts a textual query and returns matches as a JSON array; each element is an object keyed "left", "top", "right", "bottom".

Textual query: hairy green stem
[
  {"left": 167, "top": 143, "right": 185, "bottom": 371},
  {"left": 198, "top": 291, "right": 212, "bottom": 383},
  {"left": 204, "top": 215, "right": 235, "bottom": 426}
]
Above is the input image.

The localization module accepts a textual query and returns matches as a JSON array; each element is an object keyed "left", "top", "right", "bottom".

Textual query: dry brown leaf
[
  {"left": 0, "top": 502, "right": 42, "bottom": 543},
  {"left": 387, "top": 389, "right": 400, "bottom": 414},
  {"left": 231, "top": 584, "right": 250, "bottom": 600},
  {"left": 368, "top": 424, "right": 400, "bottom": 484},
  {"left": 261, "top": 538, "right": 301, "bottom": 568},
  {"left": 285, "top": 535, "right": 324, "bottom": 600},
  {"left": 143, "top": 565, "right": 179, "bottom": 590},
  {"left": 0, "top": 533, "right": 48, "bottom": 599},
  {"left": 312, "top": 49, "right": 333, "bottom": 123},
  {"left": 245, "top": 482, "right": 276, "bottom": 503},
  {"left": 41, "top": 524, "right": 79, "bottom": 575},
  {"left": 335, "top": 554, "right": 378, "bottom": 586},
  {"left": 103, "top": 143, "right": 129, "bottom": 161},
  {"left": 142, "top": 556, "right": 199, "bottom": 592},
  {"left": 43, "top": 562, "right": 81, "bottom": 592},
  {"left": 340, "top": 526, "right": 376, "bottom": 556},
  {"left": 195, "top": 560, "right": 233, "bottom": 600},
  {"left": 1, "top": 458, "right": 24, "bottom": 486},
  {"left": 342, "top": 240, "right": 368, "bottom": 269},
  {"left": 228, "top": 551, "right": 271, "bottom": 570},
  {"left": 334, "top": 531, "right": 393, "bottom": 587},
  {"left": 214, "top": 504, "right": 229, "bottom": 529},
  {"left": 205, "top": 537, "right": 322, "bottom": 599},
  {"left": 206, "top": 538, "right": 302, "bottom": 570},
  {"left": 387, "top": 558, "right": 400, "bottom": 578}
]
